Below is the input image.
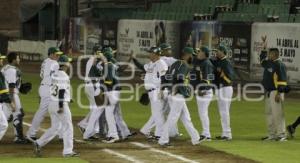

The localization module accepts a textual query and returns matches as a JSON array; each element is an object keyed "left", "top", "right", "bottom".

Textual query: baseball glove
[
  {"left": 94, "top": 93, "right": 108, "bottom": 106},
  {"left": 139, "top": 92, "right": 150, "bottom": 106},
  {"left": 19, "top": 82, "right": 32, "bottom": 94}
]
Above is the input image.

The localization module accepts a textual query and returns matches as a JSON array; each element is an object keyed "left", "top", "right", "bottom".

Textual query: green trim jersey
[
  {"left": 0, "top": 72, "right": 11, "bottom": 103},
  {"left": 190, "top": 58, "right": 215, "bottom": 91},
  {"left": 1, "top": 64, "right": 22, "bottom": 93},
  {"left": 214, "top": 57, "right": 235, "bottom": 88},
  {"left": 50, "top": 70, "right": 71, "bottom": 102},
  {"left": 260, "top": 51, "right": 288, "bottom": 92},
  {"left": 165, "top": 60, "right": 191, "bottom": 98},
  {"left": 103, "top": 62, "right": 120, "bottom": 91}
]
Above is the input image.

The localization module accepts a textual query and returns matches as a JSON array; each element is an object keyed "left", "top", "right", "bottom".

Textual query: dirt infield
[{"left": 0, "top": 115, "right": 257, "bottom": 163}]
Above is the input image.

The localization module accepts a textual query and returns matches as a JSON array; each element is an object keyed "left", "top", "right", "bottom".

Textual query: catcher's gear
[
  {"left": 19, "top": 82, "right": 32, "bottom": 94},
  {"left": 139, "top": 92, "right": 150, "bottom": 106}
]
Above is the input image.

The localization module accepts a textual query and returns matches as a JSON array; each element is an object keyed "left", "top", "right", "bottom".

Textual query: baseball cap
[
  {"left": 102, "top": 47, "right": 117, "bottom": 54},
  {"left": 182, "top": 47, "right": 195, "bottom": 55},
  {"left": 147, "top": 46, "right": 161, "bottom": 55},
  {"left": 58, "top": 55, "right": 72, "bottom": 63},
  {"left": 0, "top": 53, "right": 6, "bottom": 59},
  {"left": 160, "top": 43, "right": 172, "bottom": 50},
  {"left": 200, "top": 46, "right": 210, "bottom": 57},
  {"left": 48, "top": 47, "right": 63, "bottom": 55},
  {"left": 212, "top": 45, "right": 227, "bottom": 55}
]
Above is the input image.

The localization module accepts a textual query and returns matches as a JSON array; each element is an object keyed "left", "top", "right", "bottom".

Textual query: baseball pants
[
  {"left": 159, "top": 94, "right": 200, "bottom": 145},
  {"left": 36, "top": 101, "right": 74, "bottom": 155},
  {"left": 196, "top": 89, "right": 213, "bottom": 138},
  {"left": 0, "top": 103, "right": 8, "bottom": 141},
  {"left": 141, "top": 96, "right": 179, "bottom": 137},
  {"left": 265, "top": 91, "right": 286, "bottom": 138},
  {"left": 105, "top": 90, "right": 120, "bottom": 139},
  {"left": 114, "top": 103, "right": 131, "bottom": 138},
  {"left": 27, "top": 85, "right": 51, "bottom": 138},
  {"left": 140, "top": 89, "right": 165, "bottom": 137},
  {"left": 216, "top": 86, "right": 233, "bottom": 138}
]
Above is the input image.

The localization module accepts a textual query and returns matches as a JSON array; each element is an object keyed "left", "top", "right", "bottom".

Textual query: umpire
[{"left": 260, "top": 47, "right": 289, "bottom": 141}]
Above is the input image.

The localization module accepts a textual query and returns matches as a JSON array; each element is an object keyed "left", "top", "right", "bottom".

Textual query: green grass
[
  {"left": 17, "top": 73, "right": 300, "bottom": 163},
  {"left": 0, "top": 158, "right": 88, "bottom": 163}
]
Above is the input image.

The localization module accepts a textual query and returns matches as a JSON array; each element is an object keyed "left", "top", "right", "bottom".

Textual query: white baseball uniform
[
  {"left": 81, "top": 57, "right": 106, "bottom": 139},
  {"left": 0, "top": 103, "right": 8, "bottom": 141},
  {"left": 26, "top": 58, "right": 59, "bottom": 138},
  {"left": 36, "top": 70, "right": 75, "bottom": 155},
  {"left": 1, "top": 64, "right": 24, "bottom": 140},
  {"left": 144, "top": 56, "right": 179, "bottom": 137},
  {"left": 216, "top": 86, "right": 233, "bottom": 138},
  {"left": 140, "top": 59, "right": 168, "bottom": 137}
]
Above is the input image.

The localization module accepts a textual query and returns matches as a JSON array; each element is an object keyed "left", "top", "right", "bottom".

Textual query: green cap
[
  {"left": 58, "top": 55, "right": 72, "bottom": 63},
  {"left": 213, "top": 45, "right": 227, "bottom": 55},
  {"left": 182, "top": 47, "right": 195, "bottom": 55},
  {"left": 200, "top": 46, "right": 210, "bottom": 57},
  {"left": 160, "top": 43, "right": 171, "bottom": 50},
  {"left": 147, "top": 46, "right": 161, "bottom": 54},
  {"left": 0, "top": 54, "right": 6, "bottom": 59},
  {"left": 48, "top": 47, "right": 63, "bottom": 55}
]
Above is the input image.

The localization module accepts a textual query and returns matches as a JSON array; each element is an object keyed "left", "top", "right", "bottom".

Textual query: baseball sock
[{"left": 292, "top": 116, "right": 300, "bottom": 129}]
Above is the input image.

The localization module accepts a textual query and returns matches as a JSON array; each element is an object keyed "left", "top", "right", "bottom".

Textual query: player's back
[
  {"left": 40, "top": 58, "right": 59, "bottom": 85},
  {"left": 50, "top": 70, "right": 71, "bottom": 102}
]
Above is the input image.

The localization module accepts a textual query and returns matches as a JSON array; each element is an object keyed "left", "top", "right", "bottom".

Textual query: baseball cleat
[
  {"left": 276, "top": 137, "right": 288, "bottom": 142},
  {"left": 64, "top": 152, "right": 80, "bottom": 157},
  {"left": 159, "top": 143, "right": 172, "bottom": 148},
  {"left": 33, "top": 141, "right": 41, "bottom": 157},
  {"left": 261, "top": 136, "right": 276, "bottom": 141},
  {"left": 102, "top": 137, "right": 119, "bottom": 143},
  {"left": 84, "top": 136, "right": 99, "bottom": 141},
  {"left": 77, "top": 126, "right": 86, "bottom": 135},
  {"left": 199, "top": 135, "right": 211, "bottom": 142},
  {"left": 215, "top": 136, "right": 232, "bottom": 141},
  {"left": 14, "top": 137, "right": 30, "bottom": 144},
  {"left": 287, "top": 125, "right": 295, "bottom": 138}
]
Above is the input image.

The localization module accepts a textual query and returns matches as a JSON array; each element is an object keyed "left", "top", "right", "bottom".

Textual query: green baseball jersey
[
  {"left": 103, "top": 62, "right": 120, "bottom": 91},
  {"left": 165, "top": 60, "right": 191, "bottom": 98},
  {"left": 214, "top": 57, "right": 235, "bottom": 88},
  {"left": 0, "top": 72, "right": 11, "bottom": 103},
  {"left": 190, "top": 58, "right": 215, "bottom": 91},
  {"left": 260, "top": 51, "right": 288, "bottom": 92}
]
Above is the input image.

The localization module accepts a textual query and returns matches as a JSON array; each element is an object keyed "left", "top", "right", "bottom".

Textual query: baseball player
[
  {"left": 158, "top": 47, "right": 200, "bottom": 146},
  {"left": 0, "top": 54, "right": 15, "bottom": 141},
  {"left": 26, "top": 47, "right": 62, "bottom": 140},
  {"left": 132, "top": 47, "right": 168, "bottom": 140},
  {"left": 191, "top": 47, "right": 214, "bottom": 142},
  {"left": 101, "top": 48, "right": 126, "bottom": 143},
  {"left": 33, "top": 55, "right": 79, "bottom": 157},
  {"left": 212, "top": 45, "right": 235, "bottom": 141},
  {"left": 2, "top": 52, "right": 27, "bottom": 143},
  {"left": 79, "top": 49, "right": 107, "bottom": 140},
  {"left": 260, "top": 46, "right": 289, "bottom": 141},
  {"left": 287, "top": 116, "right": 300, "bottom": 138}
]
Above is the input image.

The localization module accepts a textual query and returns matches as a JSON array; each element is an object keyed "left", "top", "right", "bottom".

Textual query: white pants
[
  {"left": 0, "top": 104, "right": 8, "bottom": 141},
  {"left": 196, "top": 89, "right": 213, "bottom": 138},
  {"left": 140, "top": 89, "right": 165, "bottom": 137},
  {"left": 114, "top": 103, "right": 131, "bottom": 138},
  {"left": 265, "top": 91, "right": 286, "bottom": 138},
  {"left": 82, "top": 84, "right": 102, "bottom": 139},
  {"left": 141, "top": 96, "right": 179, "bottom": 137},
  {"left": 159, "top": 94, "right": 200, "bottom": 145},
  {"left": 37, "top": 101, "right": 74, "bottom": 155},
  {"left": 105, "top": 91, "right": 120, "bottom": 139},
  {"left": 27, "top": 85, "right": 51, "bottom": 137},
  {"left": 216, "top": 86, "right": 233, "bottom": 138}
]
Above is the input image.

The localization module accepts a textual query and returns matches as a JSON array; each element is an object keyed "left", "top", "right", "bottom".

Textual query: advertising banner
[
  {"left": 251, "top": 23, "right": 300, "bottom": 84},
  {"left": 117, "top": 19, "right": 180, "bottom": 64}
]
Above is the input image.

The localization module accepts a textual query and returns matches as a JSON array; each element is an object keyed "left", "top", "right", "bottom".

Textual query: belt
[{"left": 147, "top": 88, "right": 156, "bottom": 92}]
